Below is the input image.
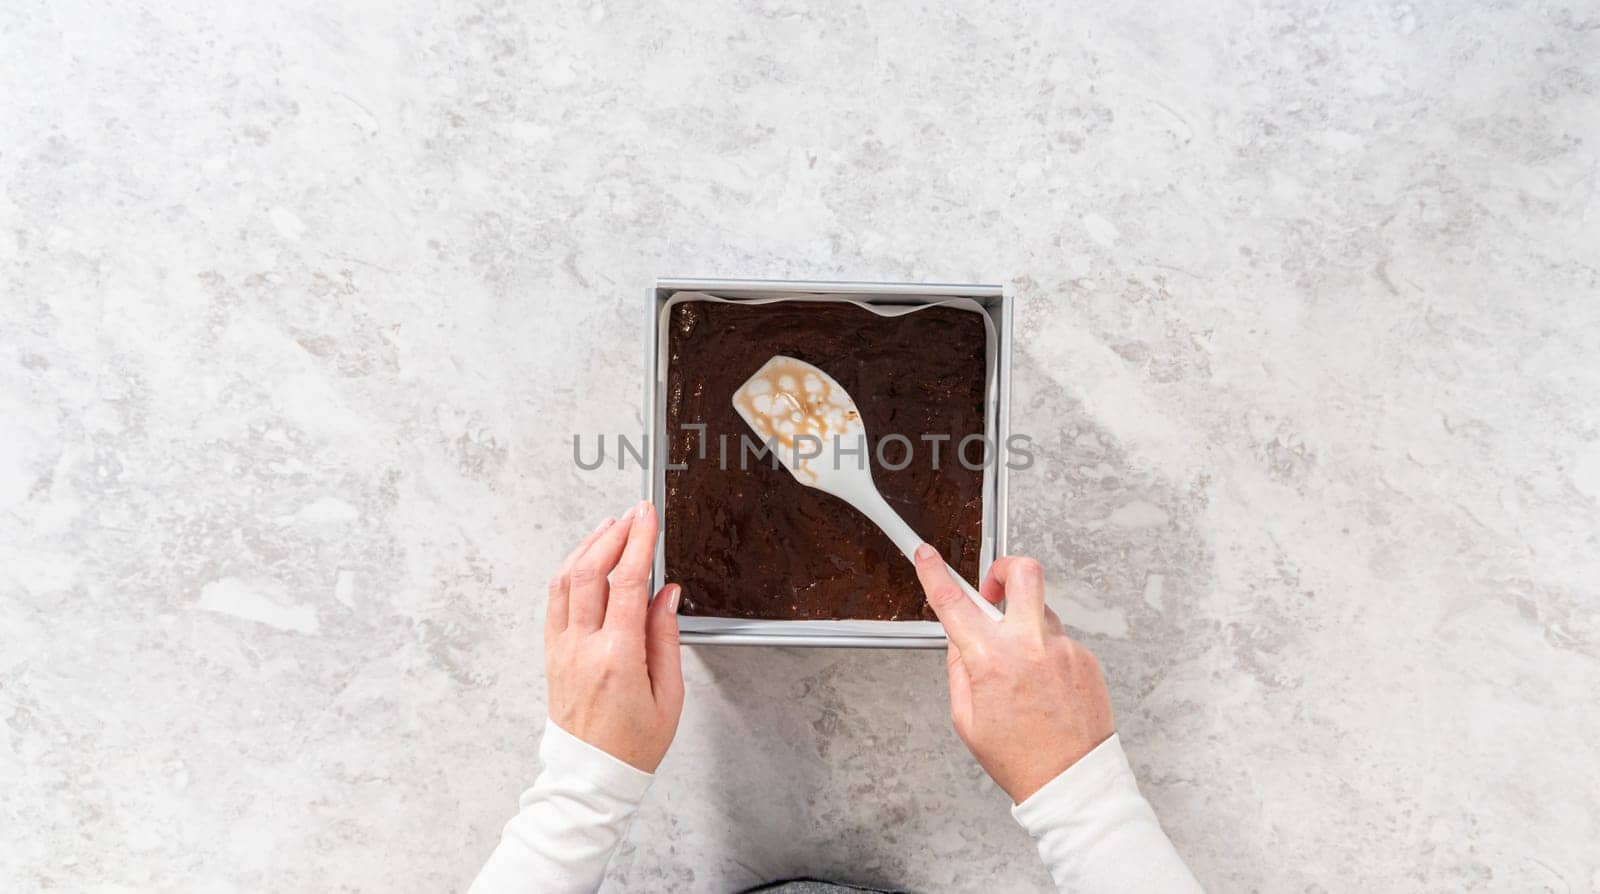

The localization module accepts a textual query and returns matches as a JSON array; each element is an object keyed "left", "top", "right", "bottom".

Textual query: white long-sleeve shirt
[{"left": 470, "top": 725, "right": 1200, "bottom": 893}]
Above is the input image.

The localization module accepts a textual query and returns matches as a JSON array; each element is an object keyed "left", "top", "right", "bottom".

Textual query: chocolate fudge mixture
[{"left": 663, "top": 299, "right": 988, "bottom": 620}]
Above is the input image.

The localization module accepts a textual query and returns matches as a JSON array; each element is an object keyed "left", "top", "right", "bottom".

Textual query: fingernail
[
  {"left": 637, "top": 499, "right": 653, "bottom": 519},
  {"left": 593, "top": 516, "right": 615, "bottom": 533},
  {"left": 914, "top": 543, "right": 936, "bottom": 561},
  {"left": 666, "top": 584, "right": 681, "bottom": 612},
  {"left": 621, "top": 504, "right": 637, "bottom": 521}
]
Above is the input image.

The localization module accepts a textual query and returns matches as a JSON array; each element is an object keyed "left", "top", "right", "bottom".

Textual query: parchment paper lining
[{"left": 653, "top": 291, "right": 998, "bottom": 638}]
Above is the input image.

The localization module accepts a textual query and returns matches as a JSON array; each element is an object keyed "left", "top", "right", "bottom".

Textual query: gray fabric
[
  {"left": 739, "top": 882, "right": 915, "bottom": 894},
  {"left": 739, "top": 880, "right": 908, "bottom": 894}
]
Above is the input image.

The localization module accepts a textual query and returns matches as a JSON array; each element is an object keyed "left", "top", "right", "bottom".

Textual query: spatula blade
[{"left": 731, "top": 355, "right": 865, "bottom": 487}]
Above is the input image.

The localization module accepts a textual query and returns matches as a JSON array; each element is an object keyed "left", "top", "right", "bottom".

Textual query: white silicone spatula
[{"left": 732, "top": 355, "right": 1003, "bottom": 622}]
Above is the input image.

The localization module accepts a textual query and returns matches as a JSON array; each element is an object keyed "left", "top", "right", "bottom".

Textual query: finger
[
  {"left": 977, "top": 558, "right": 1009, "bottom": 607},
  {"left": 645, "top": 583, "right": 685, "bottom": 709},
  {"left": 568, "top": 505, "right": 638, "bottom": 631},
  {"left": 561, "top": 518, "right": 614, "bottom": 576},
  {"left": 986, "top": 556, "right": 1047, "bottom": 628},
  {"left": 913, "top": 542, "right": 991, "bottom": 654},
  {"left": 603, "top": 501, "right": 658, "bottom": 636},
  {"left": 547, "top": 517, "right": 614, "bottom": 639}
]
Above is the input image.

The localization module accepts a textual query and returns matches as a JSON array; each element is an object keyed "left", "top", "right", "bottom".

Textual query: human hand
[
  {"left": 544, "top": 501, "right": 684, "bottom": 772},
  {"left": 913, "top": 545, "right": 1115, "bottom": 803}
]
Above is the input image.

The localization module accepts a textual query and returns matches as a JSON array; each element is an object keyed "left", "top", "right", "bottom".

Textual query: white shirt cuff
[
  {"left": 1010, "top": 733, "right": 1202, "bottom": 893},
  {"left": 538, "top": 721, "right": 655, "bottom": 805},
  {"left": 1012, "top": 732, "right": 1133, "bottom": 828}
]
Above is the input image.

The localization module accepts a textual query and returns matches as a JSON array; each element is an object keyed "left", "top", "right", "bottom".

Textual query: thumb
[
  {"left": 913, "top": 543, "right": 988, "bottom": 655},
  {"left": 646, "top": 584, "right": 684, "bottom": 708}
]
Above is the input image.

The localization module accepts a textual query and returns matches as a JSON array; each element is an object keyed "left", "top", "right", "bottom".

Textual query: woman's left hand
[{"left": 544, "top": 501, "right": 684, "bottom": 772}]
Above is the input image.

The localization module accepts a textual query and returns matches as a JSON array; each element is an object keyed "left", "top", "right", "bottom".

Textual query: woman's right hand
[{"left": 912, "top": 544, "right": 1117, "bottom": 803}]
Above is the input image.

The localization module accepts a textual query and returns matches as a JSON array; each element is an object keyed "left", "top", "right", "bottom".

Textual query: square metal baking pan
[{"left": 644, "top": 277, "right": 1013, "bottom": 648}]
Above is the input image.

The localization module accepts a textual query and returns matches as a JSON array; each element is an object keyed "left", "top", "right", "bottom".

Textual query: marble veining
[{"left": 2, "top": 0, "right": 1597, "bottom": 890}]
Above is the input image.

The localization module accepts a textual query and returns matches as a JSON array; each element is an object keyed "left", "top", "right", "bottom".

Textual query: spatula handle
[{"left": 855, "top": 490, "right": 1005, "bottom": 622}]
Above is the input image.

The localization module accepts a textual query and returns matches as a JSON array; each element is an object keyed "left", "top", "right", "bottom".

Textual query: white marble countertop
[{"left": 4, "top": 1, "right": 1598, "bottom": 891}]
